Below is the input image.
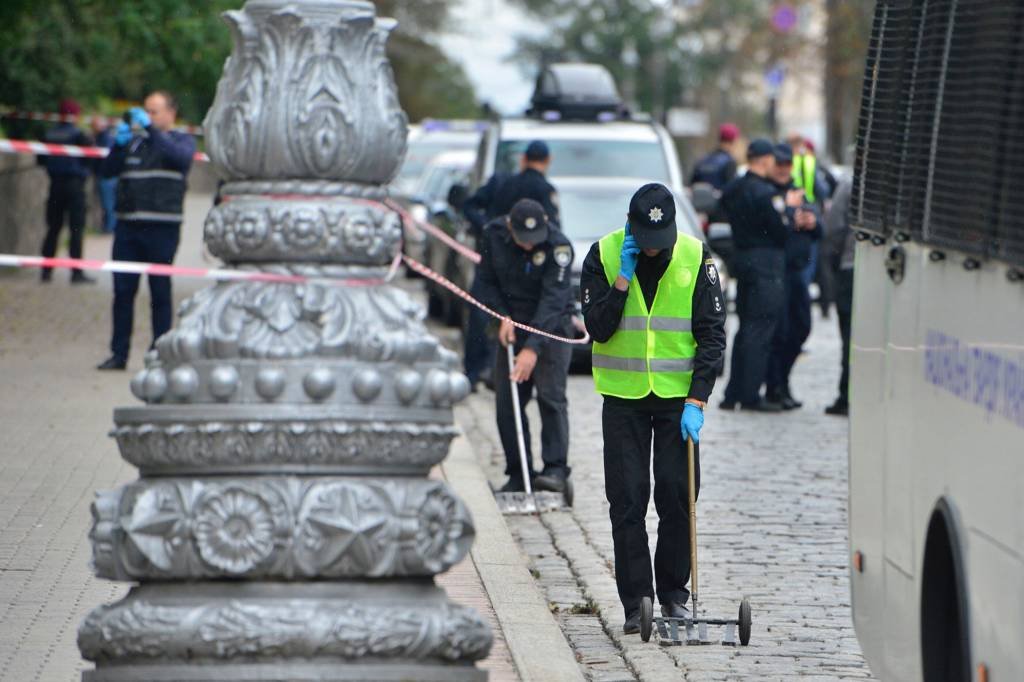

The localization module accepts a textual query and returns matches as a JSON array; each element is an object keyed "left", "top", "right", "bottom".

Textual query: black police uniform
[
  {"left": 40, "top": 123, "right": 93, "bottom": 281},
  {"left": 461, "top": 168, "right": 561, "bottom": 385},
  {"left": 765, "top": 180, "right": 822, "bottom": 404},
  {"left": 689, "top": 148, "right": 737, "bottom": 191},
  {"left": 719, "top": 170, "right": 790, "bottom": 407},
  {"left": 474, "top": 216, "right": 574, "bottom": 484},
  {"left": 580, "top": 185, "right": 726, "bottom": 620},
  {"left": 101, "top": 127, "right": 196, "bottom": 364}
]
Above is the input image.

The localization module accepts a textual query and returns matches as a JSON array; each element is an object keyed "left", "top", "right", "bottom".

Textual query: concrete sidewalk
[{"left": 0, "top": 223, "right": 579, "bottom": 680}]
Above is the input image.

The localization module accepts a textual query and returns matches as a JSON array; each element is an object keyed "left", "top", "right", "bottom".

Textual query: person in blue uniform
[
  {"left": 96, "top": 90, "right": 196, "bottom": 370},
  {"left": 474, "top": 198, "right": 574, "bottom": 494},
  {"left": 719, "top": 139, "right": 803, "bottom": 411},
  {"left": 39, "top": 98, "right": 94, "bottom": 284},
  {"left": 461, "top": 140, "right": 560, "bottom": 390},
  {"left": 764, "top": 143, "right": 822, "bottom": 409}
]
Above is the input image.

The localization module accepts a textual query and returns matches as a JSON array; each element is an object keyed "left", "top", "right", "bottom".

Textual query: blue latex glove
[
  {"left": 130, "top": 106, "right": 151, "bottom": 129},
  {"left": 619, "top": 223, "right": 641, "bottom": 281},
  {"left": 114, "top": 122, "right": 132, "bottom": 146},
  {"left": 681, "top": 402, "right": 704, "bottom": 443}
]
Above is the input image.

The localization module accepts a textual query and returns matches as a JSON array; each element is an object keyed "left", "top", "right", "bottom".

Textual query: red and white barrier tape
[
  {"left": 1, "top": 109, "right": 202, "bottom": 135},
  {"left": 0, "top": 251, "right": 588, "bottom": 346},
  {"left": 0, "top": 254, "right": 395, "bottom": 288},
  {"left": 401, "top": 254, "right": 589, "bottom": 346},
  {"left": 0, "top": 139, "right": 210, "bottom": 163},
  {"left": 383, "top": 198, "right": 482, "bottom": 264}
]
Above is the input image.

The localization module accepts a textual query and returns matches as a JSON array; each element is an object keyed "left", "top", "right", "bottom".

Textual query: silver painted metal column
[{"left": 77, "top": 2, "right": 491, "bottom": 679}]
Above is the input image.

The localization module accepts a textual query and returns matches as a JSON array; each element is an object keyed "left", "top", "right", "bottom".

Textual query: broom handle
[
  {"left": 507, "top": 343, "right": 533, "bottom": 496},
  {"left": 687, "top": 437, "right": 698, "bottom": 615}
]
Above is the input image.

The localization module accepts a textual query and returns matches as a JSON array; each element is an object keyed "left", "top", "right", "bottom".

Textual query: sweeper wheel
[
  {"left": 639, "top": 596, "right": 653, "bottom": 642},
  {"left": 738, "top": 599, "right": 752, "bottom": 646}
]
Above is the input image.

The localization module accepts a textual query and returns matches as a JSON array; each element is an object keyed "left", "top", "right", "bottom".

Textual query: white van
[{"left": 848, "top": 2, "right": 1024, "bottom": 681}]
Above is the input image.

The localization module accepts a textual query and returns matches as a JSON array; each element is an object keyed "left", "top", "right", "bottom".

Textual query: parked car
[
  {"left": 402, "top": 149, "right": 475, "bottom": 267},
  {"left": 391, "top": 120, "right": 484, "bottom": 199}
]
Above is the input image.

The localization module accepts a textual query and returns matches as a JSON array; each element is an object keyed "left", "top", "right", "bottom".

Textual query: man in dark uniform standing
[
  {"left": 39, "top": 98, "right": 94, "bottom": 284},
  {"left": 96, "top": 90, "right": 196, "bottom": 370},
  {"left": 689, "top": 123, "right": 740, "bottom": 191},
  {"left": 765, "top": 143, "right": 822, "bottom": 409},
  {"left": 475, "top": 198, "right": 575, "bottom": 494},
  {"left": 581, "top": 183, "right": 726, "bottom": 633},
  {"left": 461, "top": 140, "right": 560, "bottom": 390},
  {"left": 719, "top": 139, "right": 802, "bottom": 411}
]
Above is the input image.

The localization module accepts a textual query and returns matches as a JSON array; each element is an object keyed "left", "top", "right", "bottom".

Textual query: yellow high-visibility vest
[
  {"left": 793, "top": 153, "right": 816, "bottom": 203},
  {"left": 591, "top": 228, "right": 703, "bottom": 399}
]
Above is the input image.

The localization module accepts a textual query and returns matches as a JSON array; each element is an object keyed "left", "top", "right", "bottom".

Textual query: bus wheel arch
[{"left": 920, "top": 496, "right": 971, "bottom": 682}]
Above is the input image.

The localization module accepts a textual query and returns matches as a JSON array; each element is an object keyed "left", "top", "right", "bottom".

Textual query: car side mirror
[
  {"left": 690, "top": 182, "right": 719, "bottom": 214},
  {"left": 447, "top": 183, "right": 469, "bottom": 211}
]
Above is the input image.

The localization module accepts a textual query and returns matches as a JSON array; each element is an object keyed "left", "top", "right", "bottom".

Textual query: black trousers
[
  {"left": 603, "top": 397, "right": 700, "bottom": 615},
  {"left": 766, "top": 268, "right": 812, "bottom": 395},
  {"left": 723, "top": 248, "right": 785, "bottom": 405},
  {"left": 41, "top": 175, "right": 87, "bottom": 275},
  {"left": 836, "top": 268, "right": 854, "bottom": 400},
  {"left": 494, "top": 339, "right": 571, "bottom": 478},
  {"left": 110, "top": 221, "right": 180, "bottom": 362}
]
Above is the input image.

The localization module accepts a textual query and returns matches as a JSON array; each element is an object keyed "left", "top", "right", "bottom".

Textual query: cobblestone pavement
[{"left": 459, "top": 312, "right": 877, "bottom": 681}]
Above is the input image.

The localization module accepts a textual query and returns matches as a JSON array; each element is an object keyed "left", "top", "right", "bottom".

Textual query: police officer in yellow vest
[{"left": 580, "top": 183, "right": 726, "bottom": 634}]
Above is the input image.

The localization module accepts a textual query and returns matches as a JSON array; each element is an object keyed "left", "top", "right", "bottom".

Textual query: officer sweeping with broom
[{"left": 580, "top": 182, "right": 726, "bottom": 634}]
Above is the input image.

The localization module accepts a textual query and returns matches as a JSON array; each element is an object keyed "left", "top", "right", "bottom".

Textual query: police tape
[
  {"left": 0, "top": 109, "right": 203, "bottom": 135},
  {"left": 0, "top": 253, "right": 400, "bottom": 287},
  {"left": 400, "top": 254, "right": 590, "bottom": 346},
  {"left": 0, "top": 139, "right": 210, "bottom": 163},
  {"left": 0, "top": 251, "right": 589, "bottom": 346},
  {"left": 383, "top": 198, "right": 482, "bottom": 264}
]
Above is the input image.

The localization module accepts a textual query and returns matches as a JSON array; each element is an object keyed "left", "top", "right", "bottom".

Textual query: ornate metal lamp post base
[{"left": 78, "top": 1, "right": 491, "bottom": 679}]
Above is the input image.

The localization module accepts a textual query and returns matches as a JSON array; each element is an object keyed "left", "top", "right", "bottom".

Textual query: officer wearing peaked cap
[
  {"left": 475, "top": 198, "right": 575, "bottom": 494},
  {"left": 580, "top": 182, "right": 726, "bottom": 634}
]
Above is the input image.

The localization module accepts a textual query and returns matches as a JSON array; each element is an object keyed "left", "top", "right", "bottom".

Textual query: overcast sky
[{"left": 438, "top": 0, "right": 540, "bottom": 115}]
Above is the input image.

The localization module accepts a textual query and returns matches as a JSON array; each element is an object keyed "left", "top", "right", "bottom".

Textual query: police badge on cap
[
  {"left": 627, "top": 182, "right": 677, "bottom": 250},
  {"left": 508, "top": 199, "right": 549, "bottom": 246}
]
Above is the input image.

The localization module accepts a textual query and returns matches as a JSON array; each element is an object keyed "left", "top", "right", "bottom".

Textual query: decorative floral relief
[
  {"left": 79, "top": 597, "right": 492, "bottom": 662},
  {"left": 91, "top": 479, "right": 473, "bottom": 580}
]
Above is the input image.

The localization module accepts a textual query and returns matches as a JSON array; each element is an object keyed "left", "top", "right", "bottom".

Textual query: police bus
[{"left": 848, "top": 2, "right": 1024, "bottom": 681}]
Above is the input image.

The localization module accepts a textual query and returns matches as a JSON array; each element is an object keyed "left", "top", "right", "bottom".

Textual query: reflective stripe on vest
[
  {"left": 792, "top": 154, "right": 816, "bottom": 203},
  {"left": 591, "top": 228, "right": 703, "bottom": 399}
]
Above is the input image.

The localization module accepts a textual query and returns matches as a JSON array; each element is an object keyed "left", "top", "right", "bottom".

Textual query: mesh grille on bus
[{"left": 853, "top": 0, "right": 1024, "bottom": 267}]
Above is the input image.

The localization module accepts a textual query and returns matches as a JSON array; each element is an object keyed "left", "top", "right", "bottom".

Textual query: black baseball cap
[
  {"left": 627, "top": 183, "right": 677, "bottom": 250},
  {"left": 773, "top": 142, "right": 794, "bottom": 164},
  {"left": 525, "top": 140, "right": 550, "bottom": 161},
  {"left": 508, "top": 198, "right": 549, "bottom": 245},
  {"left": 747, "top": 138, "right": 774, "bottom": 159}
]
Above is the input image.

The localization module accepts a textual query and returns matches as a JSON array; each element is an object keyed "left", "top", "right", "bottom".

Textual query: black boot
[
  {"left": 780, "top": 385, "right": 802, "bottom": 410},
  {"left": 497, "top": 475, "right": 526, "bottom": 493},
  {"left": 71, "top": 270, "right": 96, "bottom": 285},
  {"left": 97, "top": 355, "right": 127, "bottom": 370},
  {"left": 825, "top": 398, "right": 849, "bottom": 416},
  {"left": 533, "top": 467, "right": 568, "bottom": 493}
]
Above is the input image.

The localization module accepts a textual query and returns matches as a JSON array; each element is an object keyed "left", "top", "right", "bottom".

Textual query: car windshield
[
  {"left": 396, "top": 139, "right": 475, "bottom": 184},
  {"left": 416, "top": 165, "right": 468, "bottom": 202},
  {"left": 496, "top": 139, "right": 670, "bottom": 183}
]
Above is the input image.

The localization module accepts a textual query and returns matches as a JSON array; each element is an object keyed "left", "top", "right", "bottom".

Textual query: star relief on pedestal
[
  {"left": 123, "top": 486, "right": 187, "bottom": 571},
  {"left": 299, "top": 484, "right": 392, "bottom": 571}
]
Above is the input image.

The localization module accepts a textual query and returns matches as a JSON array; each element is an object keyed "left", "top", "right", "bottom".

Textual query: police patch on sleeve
[
  {"left": 553, "top": 244, "right": 573, "bottom": 268},
  {"left": 532, "top": 250, "right": 547, "bottom": 266},
  {"left": 706, "top": 262, "right": 718, "bottom": 285},
  {"left": 772, "top": 195, "right": 786, "bottom": 213}
]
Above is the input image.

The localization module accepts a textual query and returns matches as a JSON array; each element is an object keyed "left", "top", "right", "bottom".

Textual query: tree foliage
[{"left": 0, "top": 0, "right": 477, "bottom": 132}]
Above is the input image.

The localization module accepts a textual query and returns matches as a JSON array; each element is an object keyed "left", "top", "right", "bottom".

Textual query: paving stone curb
[{"left": 442, "top": 434, "right": 586, "bottom": 682}]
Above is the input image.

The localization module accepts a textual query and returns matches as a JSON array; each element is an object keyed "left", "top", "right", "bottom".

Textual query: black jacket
[
  {"left": 689, "top": 148, "right": 737, "bottom": 191},
  {"left": 774, "top": 180, "right": 823, "bottom": 272},
  {"left": 463, "top": 168, "right": 560, "bottom": 235},
  {"left": 40, "top": 123, "right": 92, "bottom": 178},
  {"left": 475, "top": 218, "right": 574, "bottom": 353},
  {"left": 580, "top": 239, "right": 726, "bottom": 403},
  {"left": 101, "top": 128, "right": 196, "bottom": 224},
  {"left": 720, "top": 171, "right": 790, "bottom": 251}
]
